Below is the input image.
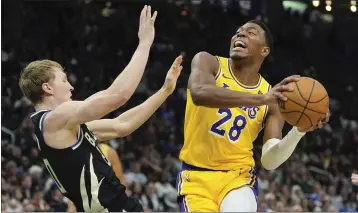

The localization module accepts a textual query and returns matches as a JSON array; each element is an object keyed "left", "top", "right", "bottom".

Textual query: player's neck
[
  {"left": 35, "top": 98, "right": 59, "bottom": 111},
  {"left": 230, "top": 59, "right": 262, "bottom": 86}
]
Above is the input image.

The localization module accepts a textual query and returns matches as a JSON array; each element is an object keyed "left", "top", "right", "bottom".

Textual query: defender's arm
[
  {"left": 87, "top": 56, "right": 183, "bottom": 141},
  {"left": 86, "top": 88, "right": 170, "bottom": 141},
  {"left": 44, "top": 6, "right": 157, "bottom": 132}
]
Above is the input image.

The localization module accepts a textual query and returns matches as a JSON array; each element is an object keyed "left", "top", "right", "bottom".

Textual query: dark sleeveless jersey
[{"left": 30, "top": 110, "right": 128, "bottom": 212}]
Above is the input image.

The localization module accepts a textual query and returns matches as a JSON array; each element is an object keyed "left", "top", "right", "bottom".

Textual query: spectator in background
[
  {"left": 4, "top": 199, "right": 23, "bottom": 212},
  {"left": 140, "top": 182, "right": 161, "bottom": 212},
  {"left": 125, "top": 162, "right": 148, "bottom": 186},
  {"left": 154, "top": 173, "right": 177, "bottom": 211},
  {"left": 352, "top": 173, "right": 358, "bottom": 186},
  {"left": 31, "top": 190, "right": 50, "bottom": 211}
]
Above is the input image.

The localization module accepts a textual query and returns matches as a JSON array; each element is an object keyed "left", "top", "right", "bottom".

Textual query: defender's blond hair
[{"left": 19, "top": 60, "right": 63, "bottom": 104}]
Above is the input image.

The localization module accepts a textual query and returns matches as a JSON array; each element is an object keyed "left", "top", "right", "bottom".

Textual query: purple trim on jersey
[
  {"left": 40, "top": 111, "right": 51, "bottom": 133},
  {"left": 176, "top": 169, "right": 190, "bottom": 212},
  {"left": 251, "top": 168, "right": 259, "bottom": 210},
  {"left": 70, "top": 127, "right": 83, "bottom": 149},
  {"left": 178, "top": 196, "right": 185, "bottom": 212},
  {"left": 181, "top": 162, "right": 229, "bottom": 172},
  {"left": 177, "top": 195, "right": 189, "bottom": 212},
  {"left": 252, "top": 168, "right": 259, "bottom": 197},
  {"left": 176, "top": 171, "right": 183, "bottom": 196}
]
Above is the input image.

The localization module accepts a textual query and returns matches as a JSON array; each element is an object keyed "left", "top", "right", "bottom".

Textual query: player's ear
[
  {"left": 261, "top": 46, "right": 270, "bottom": 57},
  {"left": 42, "top": 82, "right": 54, "bottom": 95}
]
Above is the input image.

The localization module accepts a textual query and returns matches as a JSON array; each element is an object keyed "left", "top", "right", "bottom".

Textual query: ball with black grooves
[{"left": 278, "top": 77, "right": 329, "bottom": 129}]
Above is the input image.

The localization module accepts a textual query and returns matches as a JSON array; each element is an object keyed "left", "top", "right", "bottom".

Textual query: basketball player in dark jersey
[
  {"left": 19, "top": 5, "right": 183, "bottom": 212},
  {"left": 67, "top": 142, "right": 128, "bottom": 211}
]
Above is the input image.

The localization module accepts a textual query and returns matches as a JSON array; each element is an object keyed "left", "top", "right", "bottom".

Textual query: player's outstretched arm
[
  {"left": 261, "top": 103, "right": 329, "bottom": 170},
  {"left": 86, "top": 56, "right": 183, "bottom": 141},
  {"left": 86, "top": 5, "right": 157, "bottom": 103},
  {"left": 43, "top": 6, "right": 158, "bottom": 132},
  {"left": 188, "top": 52, "right": 299, "bottom": 108}
]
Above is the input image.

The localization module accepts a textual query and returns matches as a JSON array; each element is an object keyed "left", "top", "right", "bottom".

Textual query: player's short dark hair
[{"left": 247, "top": 20, "right": 274, "bottom": 52}]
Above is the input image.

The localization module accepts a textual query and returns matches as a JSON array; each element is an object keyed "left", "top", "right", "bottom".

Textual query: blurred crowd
[{"left": 2, "top": 0, "right": 358, "bottom": 212}]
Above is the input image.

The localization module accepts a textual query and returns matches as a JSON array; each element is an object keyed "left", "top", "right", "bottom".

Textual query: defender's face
[
  {"left": 229, "top": 23, "right": 269, "bottom": 60},
  {"left": 48, "top": 68, "right": 74, "bottom": 103}
]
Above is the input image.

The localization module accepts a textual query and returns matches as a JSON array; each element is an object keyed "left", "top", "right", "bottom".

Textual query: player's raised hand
[
  {"left": 264, "top": 75, "right": 301, "bottom": 104},
  {"left": 162, "top": 56, "right": 183, "bottom": 95},
  {"left": 138, "top": 5, "right": 158, "bottom": 47}
]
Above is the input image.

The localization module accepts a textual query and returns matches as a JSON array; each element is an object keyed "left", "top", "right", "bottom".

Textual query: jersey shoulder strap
[{"left": 30, "top": 110, "right": 52, "bottom": 152}]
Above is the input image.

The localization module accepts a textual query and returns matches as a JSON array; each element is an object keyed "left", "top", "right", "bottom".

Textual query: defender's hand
[
  {"left": 162, "top": 56, "right": 183, "bottom": 95},
  {"left": 264, "top": 75, "right": 301, "bottom": 104},
  {"left": 297, "top": 111, "right": 330, "bottom": 132},
  {"left": 138, "top": 5, "right": 158, "bottom": 47}
]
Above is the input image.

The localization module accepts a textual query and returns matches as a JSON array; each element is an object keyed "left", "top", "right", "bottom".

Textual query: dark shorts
[{"left": 106, "top": 196, "right": 144, "bottom": 212}]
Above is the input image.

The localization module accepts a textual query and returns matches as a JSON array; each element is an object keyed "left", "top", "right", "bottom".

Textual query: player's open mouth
[{"left": 233, "top": 40, "right": 247, "bottom": 51}]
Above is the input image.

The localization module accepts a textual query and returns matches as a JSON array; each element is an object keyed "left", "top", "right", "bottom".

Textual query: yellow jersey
[
  {"left": 98, "top": 143, "right": 127, "bottom": 186},
  {"left": 180, "top": 56, "right": 271, "bottom": 171},
  {"left": 99, "top": 143, "right": 110, "bottom": 159}
]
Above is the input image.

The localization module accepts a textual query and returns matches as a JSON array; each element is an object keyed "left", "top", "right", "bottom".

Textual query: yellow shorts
[{"left": 176, "top": 162, "right": 258, "bottom": 212}]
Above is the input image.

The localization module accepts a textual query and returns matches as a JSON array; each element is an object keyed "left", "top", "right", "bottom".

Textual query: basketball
[{"left": 278, "top": 77, "right": 329, "bottom": 129}]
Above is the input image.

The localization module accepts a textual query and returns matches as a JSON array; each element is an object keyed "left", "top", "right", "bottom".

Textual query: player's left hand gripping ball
[
  {"left": 162, "top": 56, "right": 183, "bottom": 95},
  {"left": 297, "top": 110, "right": 330, "bottom": 133}
]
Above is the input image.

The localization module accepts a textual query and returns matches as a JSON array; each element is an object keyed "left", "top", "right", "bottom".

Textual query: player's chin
[
  {"left": 65, "top": 96, "right": 72, "bottom": 102},
  {"left": 230, "top": 52, "right": 247, "bottom": 61}
]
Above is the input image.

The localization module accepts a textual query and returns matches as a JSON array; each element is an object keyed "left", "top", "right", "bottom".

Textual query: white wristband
[
  {"left": 261, "top": 127, "right": 306, "bottom": 170},
  {"left": 292, "top": 126, "right": 306, "bottom": 136}
]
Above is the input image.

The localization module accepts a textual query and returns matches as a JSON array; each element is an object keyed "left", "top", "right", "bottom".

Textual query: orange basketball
[{"left": 278, "top": 77, "right": 329, "bottom": 129}]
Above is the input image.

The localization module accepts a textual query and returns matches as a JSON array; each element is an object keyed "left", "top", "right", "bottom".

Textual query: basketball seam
[
  {"left": 308, "top": 94, "right": 328, "bottom": 103},
  {"left": 280, "top": 111, "right": 305, "bottom": 114},
  {"left": 304, "top": 107, "right": 327, "bottom": 115},
  {"left": 281, "top": 111, "right": 313, "bottom": 126},
  {"left": 285, "top": 97, "right": 327, "bottom": 114},
  {"left": 295, "top": 81, "right": 308, "bottom": 102},
  {"left": 294, "top": 80, "right": 315, "bottom": 126},
  {"left": 296, "top": 80, "right": 327, "bottom": 104},
  {"left": 301, "top": 112, "right": 313, "bottom": 126}
]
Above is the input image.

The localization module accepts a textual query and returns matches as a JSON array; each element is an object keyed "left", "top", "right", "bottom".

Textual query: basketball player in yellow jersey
[
  {"left": 98, "top": 143, "right": 127, "bottom": 187},
  {"left": 177, "top": 20, "right": 330, "bottom": 212}
]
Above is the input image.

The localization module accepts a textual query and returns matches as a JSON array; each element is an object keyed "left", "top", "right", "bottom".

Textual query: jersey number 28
[{"left": 210, "top": 108, "right": 247, "bottom": 143}]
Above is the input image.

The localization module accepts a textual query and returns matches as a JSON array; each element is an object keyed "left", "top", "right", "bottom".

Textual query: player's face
[
  {"left": 229, "top": 23, "right": 269, "bottom": 60},
  {"left": 46, "top": 68, "right": 74, "bottom": 104}
]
